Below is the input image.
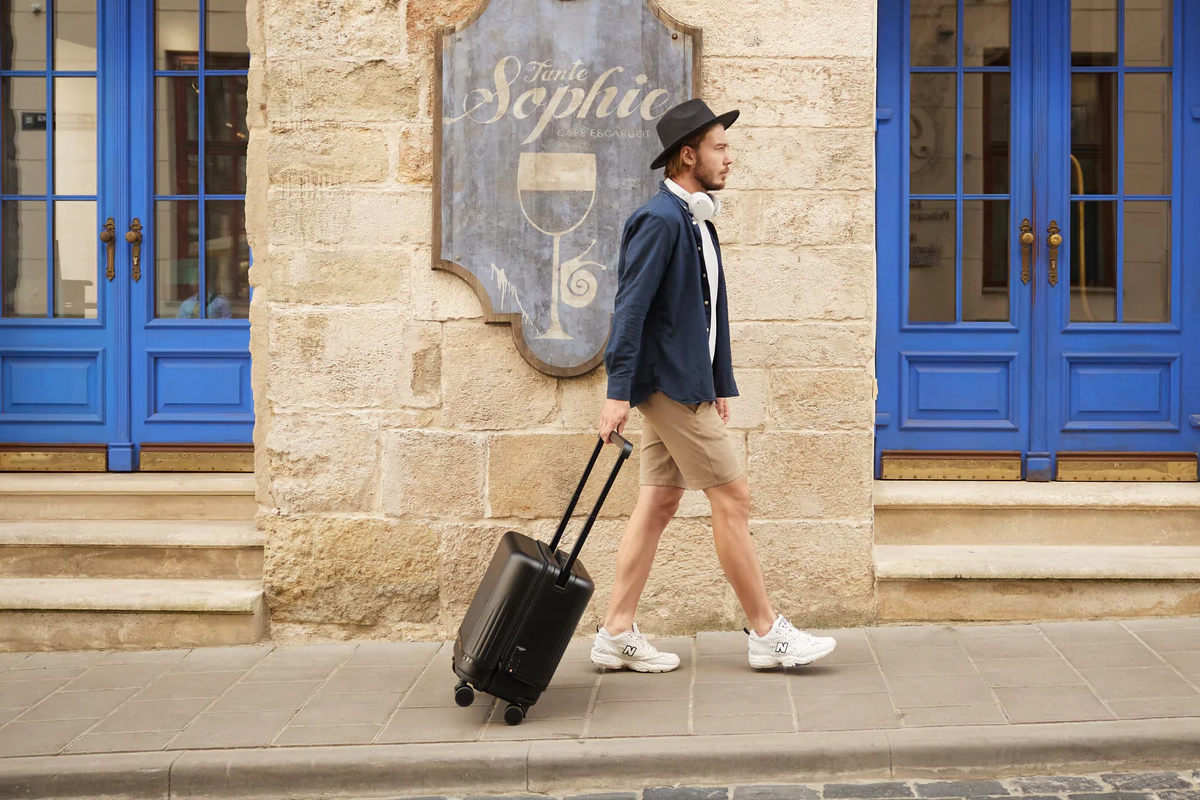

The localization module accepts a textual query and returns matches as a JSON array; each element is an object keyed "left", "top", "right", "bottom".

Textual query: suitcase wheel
[
  {"left": 503, "top": 703, "right": 526, "bottom": 726},
  {"left": 454, "top": 680, "right": 475, "bottom": 708}
]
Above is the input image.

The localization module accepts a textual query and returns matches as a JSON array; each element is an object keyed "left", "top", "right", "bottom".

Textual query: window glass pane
[
  {"left": 1071, "top": 0, "right": 1118, "bottom": 66},
  {"left": 964, "top": 73, "right": 1009, "bottom": 195},
  {"left": 54, "top": 0, "right": 95, "bottom": 71},
  {"left": 910, "top": 73, "right": 957, "bottom": 195},
  {"left": 1125, "top": 0, "right": 1171, "bottom": 67},
  {"left": 206, "top": 200, "right": 247, "bottom": 319},
  {"left": 156, "top": 76, "right": 199, "bottom": 195},
  {"left": 3, "top": 77, "right": 47, "bottom": 195},
  {"left": 1122, "top": 200, "right": 1170, "bottom": 322},
  {"left": 909, "top": 199, "right": 957, "bottom": 323},
  {"left": 206, "top": 0, "right": 249, "bottom": 70},
  {"left": 1070, "top": 73, "right": 1117, "bottom": 195},
  {"left": 1124, "top": 73, "right": 1171, "bottom": 196},
  {"left": 53, "top": 77, "right": 96, "bottom": 195},
  {"left": 1069, "top": 200, "right": 1117, "bottom": 322},
  {"left": 204, "top": 76, "right": 248, "bottom": 194},
  {"left": 4, "top": 0, "right": 46, "bottom": 70},
  {"left": 157, "top": 0, "right": 199, "bottom": 71},
  {"left": 1, "top": 199, "right": 47, "bottom": 317},
  {"left": 155, "top": 199, "right": 199, "bottom": 318},
  {"left": 911, "top": 0, "right": 957, "bottom": 67},
  {"left": 964, "top": 0, "right": 1010, "bottom": 66},
  {"left": 53, "top": 199, "right": 95, "bottom": 318},
  {"left": 963, "top": 200, "right": 1009, "bottom": 322}
]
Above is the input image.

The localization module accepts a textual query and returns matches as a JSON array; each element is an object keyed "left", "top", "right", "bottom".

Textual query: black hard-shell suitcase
[{"left": 451, "top": 433, "right": 633, "bottom": 725}]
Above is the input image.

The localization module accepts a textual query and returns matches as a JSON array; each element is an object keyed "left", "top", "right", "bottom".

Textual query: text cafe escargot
[{"left": 444, "top": 56, "right": 674, "bottom": 144}]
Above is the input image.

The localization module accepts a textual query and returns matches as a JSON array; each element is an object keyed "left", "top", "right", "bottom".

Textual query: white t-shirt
[{"left": 664, "top": 179, "right": 719, "bottom": 363}]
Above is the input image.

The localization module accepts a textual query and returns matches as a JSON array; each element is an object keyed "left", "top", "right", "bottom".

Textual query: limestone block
[
  {"left": 710, "top": 190, "right": 758, "bottom": 245},
  {"left": 441, "top": 323, "right": 558, "bottom": 430},
  {"left": 725, "top": 245, "right": 876, "bottom": 322},
  {"left": 267, "top": 59, "right": 422, "bottom": 126},
  {"left": 759, "top": 192, "right": 874, "bottom": 247},
  {"left": 379, "top": 429, "right": 487, "bottom": 517},
  {"left": 263, "top": 412, "right": 379, "bottom": 514},
  {"left": 247, "top": 68, "right": 266, "bottom": 129},
  {"left": 704, "top": 58, "right": 875, "bottom": 129},
  {"left": 750, "top": 520, "right": 874, "bottom": 627},
  {"left": 269, "top": 188, "right": 431, "bottom": 246},
  {"left": 263, "top": 515, "right": 440, "bottom": 626},
  {"left": 530, "top": 518, "right": 739, "bottom": 637},
  {"left": 662, "top": 0, "right": 875, "bottom": 58},
  {"left": 727, "top": 370, "right": 768, "bottom": 430},
  {"left": 558, "top": 367, "right": 643, "bottom": 433},
  {"left": 266, "top": 307, "right": 441, "bottom": 408},
  {"left": 411, "top": 260, "right": 485, "bottom": 321},
  {"left": 488, "top": 433, "right": 641, "bottom": 520},
  {"left": 731, "top": 322, "right": 873, "bottom": 369},
  {"left": 728, "top": 128, "right": 874, "bottom": 192},
  {"left": 748, "top": 432, "right": 873, "bottom": 519},
  {"left": 265, "top": 246, "right": 409, "bottom": 305},
  {"left": 267, "top": 125, "right": 389, "bottom": 187},
  {"left": 437, "top": 521, "right": 529, "bottom": 627},
  {"left": 771, "top": 369, "right": 875, "bottom": 431},
  {"left": 396, "top": 123, "right": 434, "bottom": 186},
  {"left": 407, "top": 0, "right": 483, "bottom": 56},
  {"left": 263, "top": 0, "right": 406, "bottom": 58}
]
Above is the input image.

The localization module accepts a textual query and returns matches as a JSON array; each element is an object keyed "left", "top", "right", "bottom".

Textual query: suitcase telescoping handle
[{"left": 550, "top": 433, "right": 634, "bottom": 589}]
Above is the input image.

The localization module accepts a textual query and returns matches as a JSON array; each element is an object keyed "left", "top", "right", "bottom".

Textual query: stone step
[
  {"left": 0, "top": 578, "right": 267, "bottom": 652},
  {"left": 874, "top": 480, "right": 1200, "bottom": 546},
  {"left": 0, "top": 474, "right": 257, "bottom": 521},
  {"left": 0, "top": 521, "right": 264, "bottom": 579},
  {"left": 875, "top": 544, "right": 1200, "bottom": 622}
]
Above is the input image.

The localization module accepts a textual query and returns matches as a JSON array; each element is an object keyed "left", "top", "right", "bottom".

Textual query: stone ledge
[
  {"left": 2, "top": 719, "right": 1200, "bottom": 798},
  {"left": 0, "top": 579, "right": 264, "bottom": 613},
  {"left": 0, "top": 474, "right": 257, "bottom": 496},
  {"left": 875, "top": 544, "right": 1200, "bottom": 580},
  {"left": 0, "top": 521, "right": 263, "bottom": 549},
  {"left": 874, "top": 480, "right": 1200, "bottom": 510}
]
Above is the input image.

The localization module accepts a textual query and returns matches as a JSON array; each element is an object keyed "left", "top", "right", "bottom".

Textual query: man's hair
[{"left": 663, "top": 125, "right": 713, "bottom": 179}]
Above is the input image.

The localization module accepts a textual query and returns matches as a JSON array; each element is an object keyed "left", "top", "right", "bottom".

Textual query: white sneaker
[
  {"left": 747, "top": 615, "right": 837, "bottom": 669},
  {"left": 591, "top": 623, "right": 681, "bottom": 673}
]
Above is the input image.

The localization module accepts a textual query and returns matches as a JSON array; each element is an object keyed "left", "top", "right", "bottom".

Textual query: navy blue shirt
[{"left": 604, "top": 183, "right": 738, "bottom": 408}]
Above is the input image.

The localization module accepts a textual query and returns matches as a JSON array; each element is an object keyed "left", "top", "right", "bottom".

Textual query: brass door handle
[
  {"left": 1047, "top": 220, "right": 1062, "bottom": 287},
  {"left": 100, "top": 218, "right": 116, "bottom": 281},
  {"left": 125, "top": 218, "right": 143, "bottom": 282},
  {"left": 1019, "top": 218, "right": 1034, "bottom": 284}
]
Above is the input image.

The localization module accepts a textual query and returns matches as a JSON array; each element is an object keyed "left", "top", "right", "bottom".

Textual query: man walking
[{"left": 592, "top": 99, "right": 837, "bottom": 673}]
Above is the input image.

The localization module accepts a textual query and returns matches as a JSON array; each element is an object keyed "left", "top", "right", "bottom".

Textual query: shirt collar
[{"left": 663, "top": 178, "right": 691, "bottom": 202}]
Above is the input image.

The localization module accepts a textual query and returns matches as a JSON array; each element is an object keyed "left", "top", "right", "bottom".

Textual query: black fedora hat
[{"left": 650, "top": 98, "right": 739, "bottom": 170}]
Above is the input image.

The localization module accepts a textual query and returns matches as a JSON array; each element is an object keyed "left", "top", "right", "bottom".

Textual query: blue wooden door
[
  {"left": 0, "top": 0, "right": 251, "bottom": 470},
  {"left": 0, "top": 0, "right": 126, "bottom": 464},
  {"left": 127, "top": 0, "right": 252, "bottom": 451},
  {"left": 876, "top": 0, "right": 1199, "bottom": 479}
]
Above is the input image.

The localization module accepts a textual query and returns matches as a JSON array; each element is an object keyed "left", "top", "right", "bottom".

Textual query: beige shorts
[{"left": 636, "top": 392, "right": 744, "bottom": 491}]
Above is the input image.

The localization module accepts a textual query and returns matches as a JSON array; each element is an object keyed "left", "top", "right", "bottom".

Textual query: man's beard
[{"left": 692, "top": 164, "right": 725, "bottom": 193}]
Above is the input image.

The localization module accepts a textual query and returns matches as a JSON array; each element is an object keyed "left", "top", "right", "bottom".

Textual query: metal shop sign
[{"left": 434, "top": 0, "right": 699, "bottom": 376}]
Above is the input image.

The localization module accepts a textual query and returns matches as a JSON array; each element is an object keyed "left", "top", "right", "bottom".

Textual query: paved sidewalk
[{"left": 2, "top": 618, "right": 1200, "bottom": 798}]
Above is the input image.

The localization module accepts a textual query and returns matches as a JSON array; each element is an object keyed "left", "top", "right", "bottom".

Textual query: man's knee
[
  {"left": 707, "top": 476, "right": 751, "bottom": 515},
  {"left": 640, "top": 485, "right": 684, "bottom": 524}
]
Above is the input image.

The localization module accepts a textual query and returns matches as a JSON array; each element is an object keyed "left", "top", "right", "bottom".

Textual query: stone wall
[{"left": 246, "top": 0, "right": 879, "bottom": 641}]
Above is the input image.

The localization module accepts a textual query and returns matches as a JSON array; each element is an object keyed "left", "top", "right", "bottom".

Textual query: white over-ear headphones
[{"left": 686, "top": 191, "right": 721, "bottom": 222}]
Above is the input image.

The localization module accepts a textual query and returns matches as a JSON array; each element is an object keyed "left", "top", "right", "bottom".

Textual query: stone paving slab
[{"left": 2, "top": 620, "right": 1200, "bottom": 756}]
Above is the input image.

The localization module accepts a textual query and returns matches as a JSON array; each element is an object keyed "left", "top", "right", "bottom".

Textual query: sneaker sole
[
  {"left": 748, "top": 643, "right": 837, "bottom": 670},
  {"left": 591, "top": 652, "right": 680, "bottom": 673}
]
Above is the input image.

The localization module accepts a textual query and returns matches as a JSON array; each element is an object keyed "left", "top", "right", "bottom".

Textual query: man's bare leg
[
  {"left": 705, "top": 475, "right": 776, "bottom": 636},
  {"left": 602, "top": 484, "right": 685, "bottom": 635}
]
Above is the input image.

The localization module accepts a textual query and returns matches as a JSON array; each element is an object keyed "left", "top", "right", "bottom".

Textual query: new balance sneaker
[
  {"left": 591, "top": 623, "right": 681, "bottom": 673},
  {"left": 747, "top": 615, "right": 837, "bottom": 669}
]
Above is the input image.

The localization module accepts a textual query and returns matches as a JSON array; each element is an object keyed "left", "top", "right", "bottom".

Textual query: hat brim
[{"left": 650, "top": 109, "right": 740, "bottom": 170}]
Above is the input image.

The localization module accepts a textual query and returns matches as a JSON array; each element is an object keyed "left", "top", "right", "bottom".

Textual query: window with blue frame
[
  {"left": 155, "top": 0, "right": 248, "bottom": 320},
  {"left": 907, "top": 0, "right": 1012, "bottom": 325},
  {"left": 0, "top": 0, "right": 99, "bottom": 319}
]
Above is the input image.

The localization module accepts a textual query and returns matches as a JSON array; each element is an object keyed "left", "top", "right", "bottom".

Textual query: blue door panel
[
  {"left": 903, "top": 352, "right": 1019, "bottom": 428},
  {"left": 1, "top": 349, "right": 105, "bottom": 423}
]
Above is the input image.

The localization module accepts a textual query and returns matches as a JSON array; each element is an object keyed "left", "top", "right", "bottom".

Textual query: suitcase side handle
[{"left": 551, "top": 434, "right": 633, "bottom": 588}]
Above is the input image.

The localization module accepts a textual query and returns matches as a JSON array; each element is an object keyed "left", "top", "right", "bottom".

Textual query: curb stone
[{"left": 1, "top": 719, "right": 1199, "bottom": 800}]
